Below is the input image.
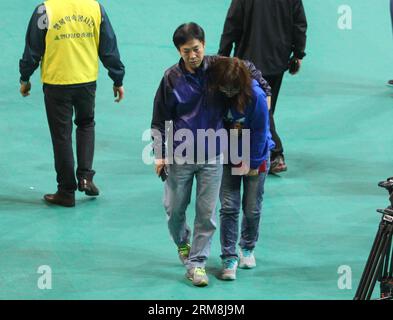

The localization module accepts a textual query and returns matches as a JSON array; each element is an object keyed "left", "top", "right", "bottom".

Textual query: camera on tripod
[
  {"left": 378, "top": 177, "right": 393, "bottom": 209},
  {"left": 378, "top": 178, "right": 393, "bottom": 191},
  {"left": 354, "top": 177, "right": 393, "bottom": 300}
]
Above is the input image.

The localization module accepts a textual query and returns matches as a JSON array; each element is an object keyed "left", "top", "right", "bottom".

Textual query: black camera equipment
[
  {"left": 354, "top": 177, "right": 393, "bottom": 300},
  {"left": 160, "top": 165, "right": 168, "bottom": 182}
]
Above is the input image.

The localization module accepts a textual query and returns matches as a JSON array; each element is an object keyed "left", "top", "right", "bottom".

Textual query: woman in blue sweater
[{"left": 209, "top": 57, "right": 274, "bottom": 280}]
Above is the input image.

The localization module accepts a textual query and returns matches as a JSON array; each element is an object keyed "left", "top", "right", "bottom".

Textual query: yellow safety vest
[{"left": 41, "top": 0, "right": 101, "bottom": 85}]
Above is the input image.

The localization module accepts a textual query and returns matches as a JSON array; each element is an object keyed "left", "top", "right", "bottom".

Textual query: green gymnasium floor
[{"left": 0, "top": 0, "right": 392, "bottom": 299}]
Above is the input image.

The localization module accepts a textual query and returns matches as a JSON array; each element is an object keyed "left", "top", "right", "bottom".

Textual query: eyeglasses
[{"left": 219, "top": 86, "right": 240, "bottom": 97}]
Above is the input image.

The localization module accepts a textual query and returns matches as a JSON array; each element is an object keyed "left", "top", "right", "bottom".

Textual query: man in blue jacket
[
  {"left": 151, "top": 22, "right": 271, "bottom": 287},
  {"left": 19, "top": 0, "right": 125, "bottom": 207}
]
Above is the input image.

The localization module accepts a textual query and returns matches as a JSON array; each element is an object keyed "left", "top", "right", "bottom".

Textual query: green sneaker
[
  {"left": 177, "top": 243, "right": 191, "bottom": 265},
  {"left": 186, "top": 267, "right": 209, "bottom": 287}
]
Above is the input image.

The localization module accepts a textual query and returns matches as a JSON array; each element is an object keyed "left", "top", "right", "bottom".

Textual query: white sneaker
[
  {"left": 239, "top": 248, "right": 256, "bottom": 269},
  {"left": 220, "top": 258, "right": 238, "bottom": 280}
]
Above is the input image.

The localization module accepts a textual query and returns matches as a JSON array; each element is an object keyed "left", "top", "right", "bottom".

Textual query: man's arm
[
  {"left": 218, "top": 0, "right": 244, "bottom": 56},
  {"left": 98, "top": 5, "right": 125, "bottom": 92},
  {"left": 242, "top": 60, "right": 272, "bottom": 97},
  {"left": 19, "top": 4, "right": 47, "bottom": 84},
  {"left": 151, "top": 75, "right": 176, "bottom": 174},
  {"left": 292, "top": 0, "right": 308, "bottom": 60}
]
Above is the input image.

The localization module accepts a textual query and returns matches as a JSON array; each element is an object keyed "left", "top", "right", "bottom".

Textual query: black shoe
[
  {"left": 44, "top": 192, "right": 75, "bottom": 207},
  {"left": 388, "top": 80, "right": 393, "bottom": 87},
  {"left": 78, "top": 178, "right": 99, "bottom": 196}
]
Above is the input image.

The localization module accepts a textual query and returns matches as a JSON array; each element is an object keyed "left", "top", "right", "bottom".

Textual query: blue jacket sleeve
[
  {"left": 99, "top": 4, "right": 125, "bottom": 87},
  {"left": 151, "top": 75, "right": 177, "bottom": 159},
  {"left": 248, "top": 90, "right": 269, "bottom": 169},
  {"left": 19, "top": 4, "right": 47, "bottom": 82}
]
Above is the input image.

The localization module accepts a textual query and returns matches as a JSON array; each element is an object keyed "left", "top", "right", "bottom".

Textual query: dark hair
[
  {"left": 173, "top": 22, "right": 205, "bottom": 49},
  {"left": 209, "top": 57, "right": 253, "bottom": 113}
]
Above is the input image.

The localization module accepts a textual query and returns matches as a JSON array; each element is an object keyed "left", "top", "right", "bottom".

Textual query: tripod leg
[
  {"left": 381, "top": 226, "right": 393, "bottom": 299},
  {"left": 380, "top": 235, "right": 393, "bottom": 299},
  {"left": 388, "top": 232, "right": 393, "bottom": 279},
  {"left": 355, "top": 222, "right": 386, "bottom": 299},
  {"left": 366, "top": 232, "right": 391, "bottom": 299},
  {"left": 381, "top": 235, "right": 392, "bottom": 280}
]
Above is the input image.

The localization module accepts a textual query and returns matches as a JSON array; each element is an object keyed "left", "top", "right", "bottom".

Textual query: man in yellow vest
[{"left": 19, "top": 0, "right": 125, "bottom": 207}]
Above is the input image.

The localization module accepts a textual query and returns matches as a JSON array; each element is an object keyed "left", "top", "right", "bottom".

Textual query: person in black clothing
[
  {"left": 218, "top": 0, "right": 307, "bottom": 174},
  {"left": 19, "top": 0, "right": 125, "bottom": 207},
  {"left": 389, "top": 0, "right": 393, "bottom": 87}
]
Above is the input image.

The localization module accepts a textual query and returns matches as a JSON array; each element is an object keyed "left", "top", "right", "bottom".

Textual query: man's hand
[
  {"left": 293, "top": 58, "right": 302, "bottom": 75},
  {"left": 289, "top": 58, "right": 302, "bottom": 75},
  {"left": 155, "top": 158, "right": 166, "bottom": 176},
  {"left": 20, "top": 81, "right": 31, "bottom": 97},
  {"left": 246, "top": 169, "right": 259, "bottom": 177},
  {"left": 113, "top": 86, "right": 124, "bottom": 103},
  {"left": 231, "top": 162, "right": 250, "bottom": 176}
]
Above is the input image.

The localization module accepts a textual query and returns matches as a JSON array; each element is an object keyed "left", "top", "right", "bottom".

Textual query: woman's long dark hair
[{"left": 209, "top": 57, "right": 253, "bottom": 113}]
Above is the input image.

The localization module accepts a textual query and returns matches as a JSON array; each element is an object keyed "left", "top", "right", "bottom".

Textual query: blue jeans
[
  {"left": 219, "top": 162, "right": 269, "bottom": 259},
  {"left": 163, "top": 157, "right": 223, "bottom": 269}
]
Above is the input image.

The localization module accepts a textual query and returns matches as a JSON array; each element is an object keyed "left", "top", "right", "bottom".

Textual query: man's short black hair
[{"left": 173, "top": 22, "right": 205, "bottom": 50}]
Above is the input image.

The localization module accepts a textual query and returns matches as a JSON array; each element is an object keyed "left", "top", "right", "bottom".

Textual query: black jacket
[{"left": 218, "top": 0, "right": 307, "bottom": 75}]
